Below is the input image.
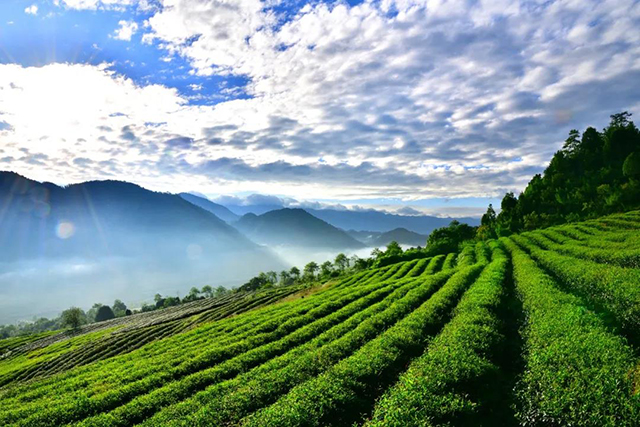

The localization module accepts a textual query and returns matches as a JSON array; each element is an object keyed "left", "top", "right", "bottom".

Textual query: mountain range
[
  {"left": 184, "top": 192, "right": 480, "bottom": 235},
  {"left": 0, "top": 171, "right": 479, "bottom": 323},
  {"left": 347, "top": 227, "right": 428, "bottom": 247},
  {"left": 235, "top": 208, "right": 364, "bottom": 249},
  {"left": 306, "top": 208, "right": 479, "bottom": 235},
  {"left": 0, "top": 172, "right": 285, "bottom": 323},
  {"left": 179, "top": 193, "right": 240, "bottom": 223}
]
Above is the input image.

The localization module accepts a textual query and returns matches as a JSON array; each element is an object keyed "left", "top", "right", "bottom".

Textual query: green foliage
[
  {"left": 503, "top": 237, "right": 639, "bottom": 426},
  {"left": 244, "top": 264, "right": 484, "bottom": 426},
  {"left": 112, "top": 300, "right": 128, "bottom": 317},
  {"left": 426, "top": 220, "right": 477, "bottom": 254},
  {"left": 3, "top": 212, "right": 640, "bottom": 427},
  {"left": 489, "top": 112, "right": 640, "bottom": 235},
  {"left": 623, "top": 152, "right": 640, "bottom": 179},
  {"left": 367, "top": 245, "right": 508, "bottom": 426},
  {"left": 303, "top": 261, "right": 319, "bottom": 280},
  {"left": 201, "top": 285, "right": 213, "bottom": 298},
  {"left": 60, "top": 307, "right": 86, "bottom": 331},
  {"left": 334, "top": 253, "right": 349, "bottom": 271},
  {"left": 94, "top": 305, "right": 115, "bottom": 322}
]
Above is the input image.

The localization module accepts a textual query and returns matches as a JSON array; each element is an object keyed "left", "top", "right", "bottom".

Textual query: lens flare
[{"left": 56, "top": 221, "right": 75, "bottom": 239}]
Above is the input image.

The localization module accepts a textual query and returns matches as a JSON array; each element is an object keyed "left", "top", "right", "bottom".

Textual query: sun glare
[{"left": 56, "top": 221, "right": 75, "bottom": 239}]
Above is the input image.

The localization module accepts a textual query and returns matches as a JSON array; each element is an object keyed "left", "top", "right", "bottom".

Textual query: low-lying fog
[{"left": 0, "top": 243, "right": 415, "bottom": 324}]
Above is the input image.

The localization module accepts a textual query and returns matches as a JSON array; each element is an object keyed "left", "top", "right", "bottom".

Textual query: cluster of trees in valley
[
  {"left": 0, "top": 285, "right": 235, "bottom": 337},
  {"left": 238, "top": 252, "right": 371, "bottom": 292}
]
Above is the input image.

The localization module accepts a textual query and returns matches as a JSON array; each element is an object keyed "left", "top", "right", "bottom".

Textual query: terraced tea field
[{"left": 2, "top": 211, "right": 640, "bottom": 426}]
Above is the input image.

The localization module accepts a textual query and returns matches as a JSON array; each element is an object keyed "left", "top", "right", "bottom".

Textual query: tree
[
  {"left": 61, "top": 307, "right": 86, "bottom": 331},
  {"left": 154, "top": 293, "right": 162, "bottom": 303},
  {"left": 426, "top": 220, "right": 477, "bottom": 255},
  {"left": 351, "top": 255, "right": 369, "bottom": 271},
  {"left": 303, "top": 262, "right": 319, "bottom": 281},
  {"left": 185, "top": 287, "right": 200, "bottom": 301},
  {"left": 201, "top": 285, "right": 213, "bottom": 298},
  {"left": 496, "top": 192, "right": 520, "bottom": 235},
  {"left": 371, "top": 248, "right": 383, "bottom": 259},
  {"left": 385, "top": 241, "right": 403, "bottom": 257},
  {"left": 239, "top": 275, "right": 269, "bottom": 292},
  {"left": 214, "top": 286, "right": 227, "bottom": 297},
  {"left": 562, "top": 129, "right": 581, "bottom": 154},
  {"left": 289, "top": 266, "right": 301, "bottom": 281},
  {"left": 623, "top": 152, "right": 640, "bottom": 179},
  {"left": 86, "top": 303, "right": 103, "bottom": 323},
  {"left": 163, "top": 296, "right": 181, "bottom": 308},
  {"left": 279, "top": 270, "right": 292, "bottom": 286},
  {"left": 265, "top": 271, "right": 278, "bottom": 284},
  {"left": 481, "top": 204, "right": 496, "bottom": 227},
  {"left": 334, "top": 253, "right": 349, "bottom": 272},
  {"left": 320, "top": 261, "right": 333, "bottom": 278},
  {"left": 140, "top": 303, "right": 155, "bottom": 312},
  {"left": 477, "top": 204, "right": 497, "bottom": 240},
  {"left": 95, "top": 305, "right": 115, "bottom": 322},
  {"left": 113, "top": 299, "right": 127, "bottom": 317},
  {"left": 609, "top": 111, "right": 632, "bottom": 128},
  {"left": 479, "top": 113, "right": 640, "bottom": 234}
]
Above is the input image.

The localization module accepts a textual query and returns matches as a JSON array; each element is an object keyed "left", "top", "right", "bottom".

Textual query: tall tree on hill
[
  {"left": 279, "top": 270, "right": 293, "bottom": 286},
  {"left": 113, "top": 299, "right": 127, "bottom": 317},
  {"left": 201, "top": 285, "right": 213, "bottom": 298},
  {"left": 334, "top": 253, "right": 349, "bottom": 272},
  {"left": 303, "top": 262, "right": 319, "bottom": 281},
  {"left": 61, "top": 307, "right": 86, "bottom": 331},
  {"left": 320, "top": 261, "right": 333, "bottom": 278},
  {"left": 477, "top": 204, "right": 497, "bottom": 240},
  {"left": 95, "top": 305, "right": 115, "bottom": 322},
  {"left": 289, "top": 266, "right": 301, "bottom": 281},
  {"left": 385, "top": 241, "right": 403, "bottom": 257}
]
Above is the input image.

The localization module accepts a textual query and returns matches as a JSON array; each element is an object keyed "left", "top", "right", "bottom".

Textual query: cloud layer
[{"left": 2, "top": 0, "right": 640, "bottom": 207}]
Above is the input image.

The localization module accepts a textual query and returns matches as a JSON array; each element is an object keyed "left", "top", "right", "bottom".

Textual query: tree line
[
  {"left": 478, "top": 112, "right": 640, "bottom": 238},
  {"left": 0, "top": 285, "right": 235, "bottom": 338},
  {"left": 237, "top": 253, "right": 372, "bottom": 292}
]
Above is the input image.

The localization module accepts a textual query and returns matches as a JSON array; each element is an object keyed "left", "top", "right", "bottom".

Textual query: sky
[{"left": 0, "top": 0, "right": 639, "bottom": 217}]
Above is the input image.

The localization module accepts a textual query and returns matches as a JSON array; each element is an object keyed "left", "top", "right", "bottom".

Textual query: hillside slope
[
  {"left": 179, "top": 192, "right": 240, "bottom": 223},
  {"left": 235, "top": 208, "right": 364, "bottom": 249},
  {"left": 0, "top": 172, "right": 285, "bottom": 323},
  {"left": 2, "top": 210, "right": 640, "bottom": 426}
]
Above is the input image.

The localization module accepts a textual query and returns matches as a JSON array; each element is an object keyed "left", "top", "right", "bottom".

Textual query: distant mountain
[
  {"left": 0, "top": 172, "right": 270, "bottom": 260},
  {"left": 346, "top": 230, "right": 382, "bottom": 245},
  {"left": 0, "top": 171, "right": 285, "bottom": 323},
  {"left": 212, "top": 194, "right": 480, "bottom": 234},
  {"left": 179, "top": 193, "right": 239, "bottom": 223},
  {"left": 372, "top": 228, "right": 428, "bottom": 247},
  {"left": 347, "top": 227, "right": 427, "bottom": 247},
  {"left": 221, "top": 202, "right": 285, "bottom": 216},
  {"left": 235, "top": 208, "right": 364, "bottom": 249},
  {"left": 307, "top": 208, "right": 480, "bottom": 235}
]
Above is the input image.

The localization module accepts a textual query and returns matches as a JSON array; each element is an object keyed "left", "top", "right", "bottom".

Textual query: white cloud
[
  {"left": 112, "top": 20, "right": 138, "bottom": 41},
  {"left": 24, "top": 5, "right": 38, "bottom": 15},
  {"left": 57, "top": 0, "right": 135, "bottom": 11},
  {"left": 2, "top": 0, "right": 640, "bottom": 207}
]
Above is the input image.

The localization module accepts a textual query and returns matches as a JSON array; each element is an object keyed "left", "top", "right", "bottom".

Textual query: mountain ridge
[{"left": 234, "top": 208, "right": 365, "bottom": 249}]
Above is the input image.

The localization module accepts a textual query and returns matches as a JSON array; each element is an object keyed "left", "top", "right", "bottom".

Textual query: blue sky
[
  {"left": 1, "top": 0, "right": 639, "bottom": 216},
  {"left": 0, "top": 0, "right": 250, "bottom": 105}
]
